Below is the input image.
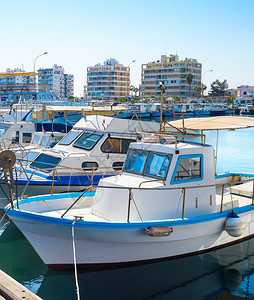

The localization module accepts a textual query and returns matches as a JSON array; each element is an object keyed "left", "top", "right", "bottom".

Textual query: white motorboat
[
  {"left": 2, "top": 115, "right": 160, "bottom": 203},
  {"left": 6, "top": 116, "right": 254, "bottom": 269}
]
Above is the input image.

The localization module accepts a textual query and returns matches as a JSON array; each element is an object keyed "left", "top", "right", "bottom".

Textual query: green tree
[
  {"left": 186, "top": 72, "right": 194, "bottom": 98},
  {"left": 173, "top": 96, "right": 181, "bottom": 102},
  {"left": 210, "top": 79, "right": 228, "bottom": 96},
  {"left": 194, "top": 86, "right": 202, "bottom": 98},
  {"left": 130, "top": 85, "right": 139, "bottom": 98},
  {"left": 230, "top": 96, "right": 236, "bottom": 108}
]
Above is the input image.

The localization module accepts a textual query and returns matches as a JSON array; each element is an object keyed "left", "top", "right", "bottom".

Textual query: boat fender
[
  {"left": 225, "top": 211, "right": 245, "bottom": 237},
  {"left": 146, "top": 226, "right": 173, "bottom": 237}
]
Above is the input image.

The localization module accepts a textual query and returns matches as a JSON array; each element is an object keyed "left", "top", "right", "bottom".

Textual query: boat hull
[{"left": 7, "top": 206, "right": 254, "bottom": 269}]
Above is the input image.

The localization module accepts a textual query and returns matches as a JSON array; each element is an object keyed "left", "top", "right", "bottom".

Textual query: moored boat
[{"left": 6, "top": 116, "right": 254, "bottom": 269}]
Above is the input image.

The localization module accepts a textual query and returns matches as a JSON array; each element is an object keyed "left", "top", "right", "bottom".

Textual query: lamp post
[
  {"left": 201, "top": 69, "right": 213, "bottom": 99},
  {"left": 33, "top": 52, "right": 48, "bottom": 73},
  {"left": 159, "top": 81, "right": 165, "bottom": 141},
  {"left": 33, "top": 52, "right": 48, "bottom": 94},
  {"left": 126, "top": 60, "right": 135, "bottom": 101}
]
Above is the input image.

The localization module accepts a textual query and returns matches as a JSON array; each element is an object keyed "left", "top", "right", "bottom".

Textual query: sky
[{"left": 0, "top": 0, "right": 253, "bottom": 96}]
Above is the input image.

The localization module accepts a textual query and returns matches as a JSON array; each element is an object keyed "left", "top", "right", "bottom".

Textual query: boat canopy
[{"left": 166, "top": 116, "right": 254, "bottom": 131}]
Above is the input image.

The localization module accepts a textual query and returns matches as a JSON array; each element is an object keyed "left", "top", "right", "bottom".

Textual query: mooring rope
[
  {"left": 72, "top": 220, "right": 80, "bottom": 300},
  {"left": 131, "top": 192, "right": 148, "bottom": 232},
  {"left": 171, "top": 188, "right": 184, "bottom": 230}
]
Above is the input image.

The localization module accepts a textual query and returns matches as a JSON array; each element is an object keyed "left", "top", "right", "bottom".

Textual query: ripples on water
[{"left": 1, "top": 127, "right": 254, "bottom": 299}]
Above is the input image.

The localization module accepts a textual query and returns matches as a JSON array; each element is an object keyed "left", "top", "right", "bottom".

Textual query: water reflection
[{"left": 1, "top": 222, "right": 254, "bottom": 299}]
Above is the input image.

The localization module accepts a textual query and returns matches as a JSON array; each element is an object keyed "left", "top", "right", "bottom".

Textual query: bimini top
[{"left": 166, "top": 116, "right": 254, "bottom": 131}]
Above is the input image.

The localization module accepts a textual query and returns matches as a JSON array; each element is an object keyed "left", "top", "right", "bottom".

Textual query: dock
[{"left": 0, "top": 269, "right": 42, "bottom": 300}]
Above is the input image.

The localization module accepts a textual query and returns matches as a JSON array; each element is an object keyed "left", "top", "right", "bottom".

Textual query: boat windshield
[
  {"left": 0, "top": 125, "right": 9, "bottom": 138},
  {"left": 48, "top": 136, "right": 63, "bottom": 148},
  {"left": 30, "top": 153, "right": 61, "bottom": 173},
  {"left": 73, "top": 132, "right": 103, "bottom": 150},
  {"left": 22, "top": 152, "right": 39, "bottom": 165},
  {"left": 40, "top": 136, "right": 50, "bottom": 147},
  {"left": 32, "top": 134, "right": 41, "bottom": 145},
  {"left": 58, "top": 130, "right": 83, "bottom": 145},
  {"left": 123, "top": 149, "right": 172, "bottom": 179}
]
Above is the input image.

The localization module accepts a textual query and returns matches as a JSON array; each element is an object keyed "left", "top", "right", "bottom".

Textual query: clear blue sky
[{"left": 0, "top": 0, "right": 253, "bottom": 96}]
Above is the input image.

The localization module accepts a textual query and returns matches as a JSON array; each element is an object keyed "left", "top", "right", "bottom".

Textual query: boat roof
[
  {"left": 73, "top": 115, "right": 159, "bottom": 133},
  {"left": 166, "top": 116, "right": 254, "bottom": 131}
]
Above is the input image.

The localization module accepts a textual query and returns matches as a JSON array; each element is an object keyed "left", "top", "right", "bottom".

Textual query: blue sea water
[{"left": 1, "top": 126, "right": 254, "bottom": 299}]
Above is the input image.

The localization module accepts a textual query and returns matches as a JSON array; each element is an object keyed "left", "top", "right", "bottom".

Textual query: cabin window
[
  {"left": 32, "top": 134, "right": 41, "bottom": 145},
  {"left": 123, "top": 149, "right": 149, "bottom": 174},
  {"left": 112, "top": 162, "right": 124, "bottom": 171},
  {"left": 0, "top": 125, "right": 8, "bottom": 138},
  {"left": 22, "top": 132, "right": 32, "bottom": 143},
  {"left": 22, "top": 152, "right": 39, "bottom": 165},
  {"left": 12, "top": 131, "right": 19, "bottom": 143},
  {"left": 30, "top": 154, "right": 61, "bottom": 173},
  {"left": 40, "top": 136, "right": 50, "bottom": 147},
  {"left": 172, "top": 155, "right": 202, "bottom": 183},
  {"left": 49, "top": 136, "right": 63, "bottom": 148},
  {"left": 101, "top": 138, "right": 135, "bottom": 154},
  {"left": 82, "top": 161, "right": 98, "bottom": 171},
  {"left": 58, "top": 130, "right": 83, "bottom": 145},
  {"left": 144, "top": 152, "right": 172, "bottom": 179},
  {"left": 74, "top": 132, "right": 103, "bottom": 150}
]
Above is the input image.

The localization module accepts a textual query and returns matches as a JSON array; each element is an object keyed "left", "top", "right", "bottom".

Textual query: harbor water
[{"left": 1, "top": 126, "right": 254, "bottom": 299}]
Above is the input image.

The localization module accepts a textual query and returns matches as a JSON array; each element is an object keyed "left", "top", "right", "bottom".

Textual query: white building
[
  {"left": 38, "top": 64, "right": 74, "bottom": 99},
  {"left": 237, "top": 85, "right": 254, "bottom": 98}
]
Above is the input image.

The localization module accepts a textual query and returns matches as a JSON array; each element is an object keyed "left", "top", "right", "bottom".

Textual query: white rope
[
  {"left": 131, "top": 192, "right": 148, "bottom": 231},
  {"left": 72, "top": 220, "right": 80, "bottom": 300},
  {"left": 172, "top": 188, "right": 184, "bottom": 230}
]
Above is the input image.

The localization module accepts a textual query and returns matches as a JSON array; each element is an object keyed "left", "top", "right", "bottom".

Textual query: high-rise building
[
  {"left": 139, "top": 54, "right": 202, "bottom": 99},
  {"left": 38, "top": 64, "right": 74, "bottom": 99},
  {"left": 86, "top": 58, "right": 130, "bottom": 100},
  {"left": 64, "top": 74, "right": 74, "bottom": 98}
]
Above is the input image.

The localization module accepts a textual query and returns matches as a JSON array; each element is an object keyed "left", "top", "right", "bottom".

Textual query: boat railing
[
  {"left": 87, "top": 175, "right": 254, "bottom": 222},
  {"left": 136, "top": 130, "right": 204, "bottom": 148},
  {"left": 18, "top": 163, "right": 121, "bottom": 199},
  {"left": 61, "top": 185, "right": 93, "bottom": 218}
]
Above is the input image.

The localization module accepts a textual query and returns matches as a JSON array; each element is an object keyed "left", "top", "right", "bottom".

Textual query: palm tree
[
  {"left": 186, "top": 72, "right": 194, "bottom": 98},
  {"left": 194, "top": 86, "right": 202, "bottom": 98}
]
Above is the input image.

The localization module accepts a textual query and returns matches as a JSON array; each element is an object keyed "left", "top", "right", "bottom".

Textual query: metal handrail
[{"left": 61, "top": 185, "right": 92, "bottom": 218}]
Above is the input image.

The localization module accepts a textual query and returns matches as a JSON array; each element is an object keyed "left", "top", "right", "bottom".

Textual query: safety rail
[
  {"left": 61, "top": 185, "right": 92, "bottom": 218},
  {"left": 135, "top": 130, "right": 205, "bottom": 148},
  {"left": 18, "top": 173, "right": 254, "bottom": 221},
  {"left": 19, "top": 164, "right": 121, "bottom": 199}
]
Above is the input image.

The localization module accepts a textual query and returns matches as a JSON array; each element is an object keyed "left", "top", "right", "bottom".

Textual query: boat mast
[{"left": 159, "top": 81, "right": 165, "bottom": 142}]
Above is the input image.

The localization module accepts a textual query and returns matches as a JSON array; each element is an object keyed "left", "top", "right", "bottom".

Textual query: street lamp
[
  {"left": 33, "top": 52, "right": 48, "bottom": 73},
  {"left": 159, "top": 81, "right": 165, "bottom": 141},
  {"left": 126, "top": 60, "right": 135, "bottom": 101},
  {"left": 201, "top": 69, "right": 213, "bottom": 99},
  {"left": 33, "top": 52, "right": 48, "bottom": 94}
]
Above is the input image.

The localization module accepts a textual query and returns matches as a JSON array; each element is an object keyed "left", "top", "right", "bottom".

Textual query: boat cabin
[
  {"left": 19, "top": 115, "right": 160, "bottom": 185},
  {"left": 0, "top": 121, "right": 35, "bottom": 146},
  {"left": 91, "top": 140, "right": 216, "bottom": 221}
]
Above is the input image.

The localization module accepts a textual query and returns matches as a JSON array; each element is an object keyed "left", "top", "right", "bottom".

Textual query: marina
[
  {"left": 0, "top": 114, "right": 254, "bottom": 299},
  {"left": 1, "top": 0, "right": 254, "bottom": 298}
]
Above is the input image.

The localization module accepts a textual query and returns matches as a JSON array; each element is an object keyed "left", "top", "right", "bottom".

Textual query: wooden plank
[{"left": 0, "top": 269, "right": 42, "bottom": 300}]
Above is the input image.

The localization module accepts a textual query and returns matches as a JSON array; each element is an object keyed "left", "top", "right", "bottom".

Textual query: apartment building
[
  {"left": 64, "top": 74, "right": 74, "bottom": 98},
  {"left": 139, "top": 54, "right": 202, "bottom": 99},
  {"left": 38, "top": 64, "right": 74, "bottom": 99},
  {"left": 0, "top": 68, "right": 36, "bottom": 89},
  {"left": 86, "top": 58, "right": 130, "bottom": 100}
]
